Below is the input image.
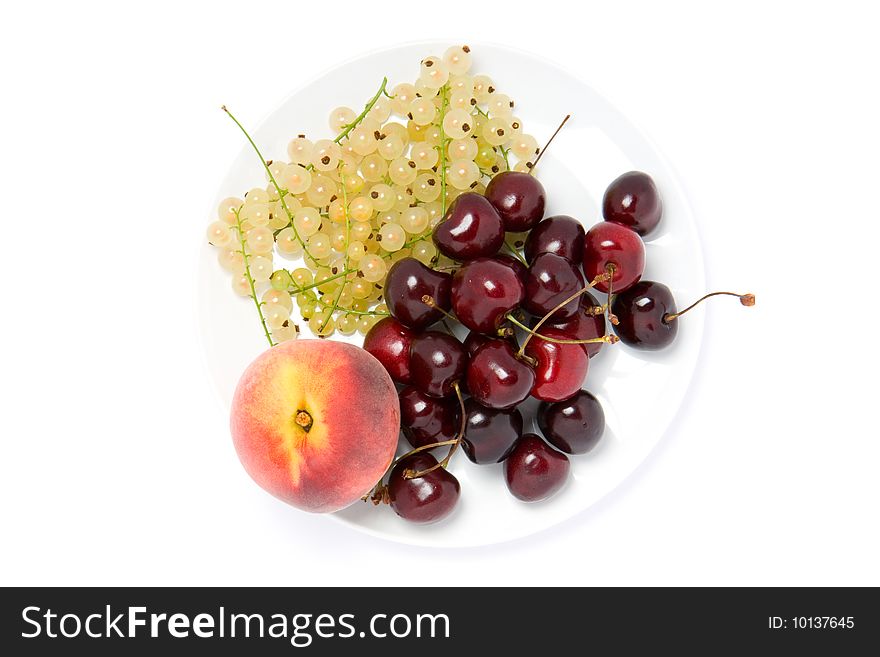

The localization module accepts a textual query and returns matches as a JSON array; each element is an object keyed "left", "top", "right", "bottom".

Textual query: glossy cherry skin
[
  {"left": 464, "top": 331, "right": 492, "bottom": 358},
  {"left": 603, "top": 171, "right": 662, "bottom": 237},
  {"left": 611, "top": 280, "right": 678, "bottom": 350},
  {"left": 537, "top": 390, "right": 605, "bottom": 455},
  {"left": 399, "top": 386, "right": 461, "bottom": 449},
  {"left": 433, "top": 192, "right": 504, "bottom": 261},
  {"left": 388, "top": 453, "right": 460, "bottom": 524},
  {"left": 452, "top": 258, "right": 524, "bottom": 334},
  {"left": 461, "top": 398, "right": 523, "bottom": 464},
  {"left": 409, "top": 331, "right": 467, "bottom": 398},
  {"left": 523, "top": 327, "right": 589, "bottom": 402},
  {"left": 485, "top": 171, "right": 546, "bottom": 232},
  {"left": 466, "top": 340, "right": 536, "bottom": 410},
  {"left": 524, "top": 215, "right": 585, "bottom": 265},
  {"left": 582, "top": 221, "right": 646, "bottom": 294},
  {"left": 504, "top": 433, "right": 570, "bottom": 502},
  {"left": 522, "top": 252, "right": 585, "bottom": 321},
  {"left": 494, "top": 254, "right": 528, "bottom": 285},
  {"left": 385, "top": 257, "right": 452, "bottom": 330},
  {"left": 362, "top": 317, "right": 414, "bottom": 384},
  {"left": 549, "top": 291, "right": 606, "bottom": 358}
]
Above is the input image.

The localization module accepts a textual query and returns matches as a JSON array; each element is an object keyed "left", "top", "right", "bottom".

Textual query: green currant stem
[
  {"left": 233, "top": 207, "right": 275, "bottom": 347},
  {"left": 287, "top": 267, "right": 354, "bottom": 295},
  {"left": 403, "top": 234, "right": 430, "bottom": 249},
  {"left": 505, "top": 314, "right": 616, "bottom": 346},
  {"left": 221, "top": 105, "right": 319, "bottom": 264},
  {"left": 341, "top": 308, "right": 389, "bottom": 318},
  {"left": 333, "top": 77, "right": 389, "bottom": 145},
  {"left": 405, "top": 382, "right": 466, "bottom": 479},
  {"left": 498, "top": 144, "right": 511, "bottom": 170},
  {"left": 438, "top": 84, "right": 450, "bottom": 215},
  {"left": 502, "top": 242, "right": 528, "bottom": 266},
  {"left": 517, "top": 272, "right": 610, "bottom": 357},
  {"left": 321, "top": 170, "right": 351, "bottom": 331}
]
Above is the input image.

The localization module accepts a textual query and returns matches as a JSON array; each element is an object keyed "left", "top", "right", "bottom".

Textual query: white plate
[{"left": 197, "top": 41, "right": 705, "bottom": 547}]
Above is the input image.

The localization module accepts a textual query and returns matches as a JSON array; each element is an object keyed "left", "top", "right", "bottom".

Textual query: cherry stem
[
  {"left": 505, "top": 315, "right": 619, "bottom": 346},
  {"left": 406, "top": 382, "right": 467, "bottom": 479},
  {"left": 605, "top": 263, "right": 619, "bottom": 325},
  {"left": 422, "top": 295, "right": 457, "bottom": 322},
  {"left": 360, "top": 437, "right": 460, "bottom": 503},
  {"left": 530, "top": 114, "right": 571, "bottom": 174},
  {"left": 516, "top": 271, "right": 610, "bottom": 356},
  {"left": 664, "top": 291, "right": 756, "bottom": 323}
]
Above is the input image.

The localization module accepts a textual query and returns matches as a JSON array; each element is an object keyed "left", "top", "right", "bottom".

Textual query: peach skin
[{"left": 230, "top": 339, "right": 400, "bottom": 513}]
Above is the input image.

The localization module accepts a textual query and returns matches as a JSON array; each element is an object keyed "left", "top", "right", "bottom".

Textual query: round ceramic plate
[{"left": 197, "top": 41, "right": 705, "bottom": 547}]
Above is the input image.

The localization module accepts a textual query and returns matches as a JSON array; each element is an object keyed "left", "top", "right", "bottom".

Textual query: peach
[{"left": 230, "top": 339, "right": 399, "bottom": 513}]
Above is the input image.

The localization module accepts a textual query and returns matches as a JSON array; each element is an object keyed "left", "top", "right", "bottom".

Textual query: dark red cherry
[
  {"left": 548, "top": 291, "right": 606, "bottom": 358},
  {"left": 610, "top": 280, "right": 678, "bottom": 350},
  {"left": 603, "top": 171, "right": 662, "bottom": 237},
  {"left": 384, "top": 258, "right": 452, "bottom": 330},
  {"left": 523, "top": 327, "right": 589, "bottom": 402},
  {"left": 485, "top": 171, "right": 546, "bottom": 232},
  {"left": 464, "top": 331, "right": 492, "bottom": 357},
  {"left": 362, "top": 317, "right": 414, "bottom": 384},
  {"left": 466, "top": 340, "right": 535, "bottom": 410},
  {"left": 461, "top": 398, "right": 523, "bottom": 464},
  {"left": 432, "top": 192, "right": 504, "bottom": 261},
  {"left": 504, "top": 433, "right": 570, "bottom": 502},
  {"left": 409, "top": 331, "right": 467, "bottom": 398},
  {"left": 524, "top": 215, "right": 585, "bottom": 265},
  {"left": 452, "top": 257, "right": 524, "bottom": 334},
  {"left": 494, "top": 253, "right": 528, "bottom": 285},
  {"left": 388, "top": 453, "right": 460, "bottom": 524},
  {"left": 522, "top": 252, "right": 585, "bottom": 321},
  {"left": 399, "top": 386, "right": 461, "bottom": 449},
  {"left": 537, "top": 390, "right": 605, "bottom": 455},
  {"left": 582, "top": 221, "right": 646, "bottom": 294}
]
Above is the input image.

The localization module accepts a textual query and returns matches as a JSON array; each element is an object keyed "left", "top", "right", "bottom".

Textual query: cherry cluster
[{"left": 363, "top": 167, "right": 752, "bottom": 524}]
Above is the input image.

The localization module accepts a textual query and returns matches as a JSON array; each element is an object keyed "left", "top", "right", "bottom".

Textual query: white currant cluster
[{"left": 207, "top": 45, "right": 541, "bottom": 345}]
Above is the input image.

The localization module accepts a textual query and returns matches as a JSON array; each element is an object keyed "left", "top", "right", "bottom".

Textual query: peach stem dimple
[{"left": 295, "top": 410, "right": 313, "bottom": 432}]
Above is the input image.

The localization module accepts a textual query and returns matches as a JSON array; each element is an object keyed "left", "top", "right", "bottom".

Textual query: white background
[{"left": 1, "top": 0, "right": 877, "bottom": 586}]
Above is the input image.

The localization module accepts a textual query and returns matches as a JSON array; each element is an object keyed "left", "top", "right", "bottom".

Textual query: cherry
[
  {"left": 388, "top": 453, "right": 460, "bottom": 524},
  {"left": 603, "top": 171, "right": 662, "bottom": 237},
  {"left": 537, "top": 390, "right": 605, "bottom": 454},
  {"left": 484, "top": 171, "right": 546, "bottom": 232},
  {"left": 409, "top": 331, "right": 467, "bottom": 398},
  {"left": 464, "top": 331, "right": 492, "bottom": 357},
  {"left": 523, "top": 327, "right": 589, "bottom": 402},
  {"left": 548, "top": 291, "right": 606, "bottom": 358},
  {"left": 385, "top": 257, "right": 452, "bottom": 330},
  {"left": 613, "top": 284, "right": 755, "bottom": 350},
  {"left": 399, "top": 386, "right": 461, "bottom": 449},
  {"left": 524, "top": 214, "right": 585, "bottom": 265},
  {"left": 504, "top": 433, "right": 570, "bottom": 502},
  {"left": 494, "top": 253, "right": 528, "bottom": 285},
  {"left": 451, "top": 257, "right": 524, "bottom": 334},
  {"left": 432, "top": 192, "right": 504, "bottom": 261},
  {"left": 466, "top": 340, "right": 535, "bottom": 410},
  {"left": 362, "top": 317, "right": 414, "bottom": 384},
  {"left": 522, "top": 252, "right": 585, "bottom": 321},
  {"left": 611, "top": 281, "right": 678, "bottom": 350},
  {"left": 582, "top": 221, "right": 646, "bottom": 294},
  {"left": 461, "top": 398, "right": 523, "bottom": 464}
]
